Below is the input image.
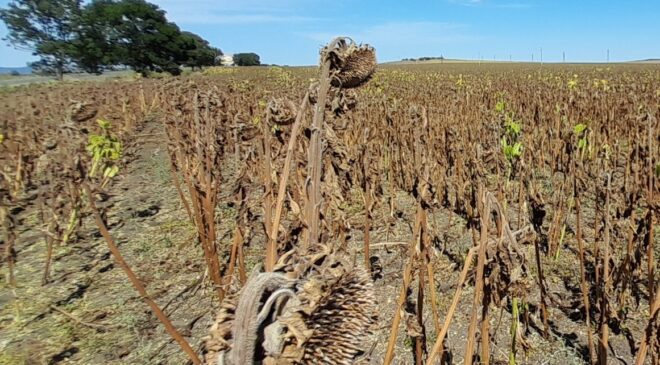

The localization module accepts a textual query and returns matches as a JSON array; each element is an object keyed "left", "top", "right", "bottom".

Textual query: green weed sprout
[
  {"left": 567, "top": 74, "right": 578, "bottom": 90},
  {"left": 87, "top": 119, "right": 122, "bottom": 187},
  {"left": 455, "top": 74, "right": 465, "bottom": 88},
  {"left": 497, "top": 100, "right": 523, "bottom": 166},
  {"left": 495, "top": 99, "right": 506, "bottom": 114},
  {"left": 573, "top": 123, "right": 589, "bottom": 160}
]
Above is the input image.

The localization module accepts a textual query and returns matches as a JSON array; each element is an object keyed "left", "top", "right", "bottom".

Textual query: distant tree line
[
  {"left": 0, "top": 0, "right": 260, "bottom": 79},
  {"left": 401, "top": 56, "right": 446, "bottom": 62}
]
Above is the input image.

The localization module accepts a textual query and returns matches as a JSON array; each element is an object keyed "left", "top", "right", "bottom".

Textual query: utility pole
[
  {"left": 563, "top": 51, "right": 565, "bottom": 63},
  {"left": 540, "top": 47, "right": 543, "bottom": 64},
  {"left": 509, "top": 54, "right": 512, "bottom": 62},
  {"left": 532, "top": 53, "right": 534, "bottom": 62},
  {"left": 607, "top": 49, "right": 610, "bottom": 63}
]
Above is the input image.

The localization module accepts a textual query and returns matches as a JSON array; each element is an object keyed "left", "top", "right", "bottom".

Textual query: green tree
[
  {"left": 77, "top": 0, "right": 190, "bottom": 76},
  {"left": 233, "top": 52, "right": 261, "bottom": 66},
  {"left": 0, "top": 0, "right": 82, "bottom": 80},
  {"left": 72, "top": 0, "right": 119, "bottom": 74},
  {"left": 2, "top": 0, "right": 221, "bottom": 77},
  {"left": 112, "top": 0, "right": 186, "bottom": 75},
  {"left": 179, "top": 31, "right": 221, "bottom": 70}
]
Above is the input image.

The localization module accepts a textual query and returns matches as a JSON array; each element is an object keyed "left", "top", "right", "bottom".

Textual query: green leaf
[
  {"left": 97, "top": 118, "right": 111, "bottom": 130},
  {"left": 511, "top": 121, "right": 521, "bottom": 135},
  {"left": 504, "top": 118, "right": 522, "bottom": 137},
  {"left": 495, "top": 100, "right": 506, "bottom": 113},
  {"left": 512, "top": 142, "right": 523, "bottom": 157},
  {"left": 86, "top": 122, "right": 122, "bottom": 181},
  {"left": 573, "top": 123, "right": 587, "bottom": 135},
  {"left": 103, "top": 165, "right": 119, "bottom": 179},
  {"left": 578, "top": 138, "right": 587, "bottom": 150}
]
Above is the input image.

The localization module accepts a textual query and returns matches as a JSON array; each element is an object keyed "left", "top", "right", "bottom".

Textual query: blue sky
[{"left": 1, "top": 0, "right": 659, "bottom": 67}]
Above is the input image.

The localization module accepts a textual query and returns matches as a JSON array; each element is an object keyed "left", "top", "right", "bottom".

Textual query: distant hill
[
  {"left": 387, "top": 57, "right": 660, "bottom": 65},
  {"left": 385, "top": 58, "right": 506, "bottom": 65},
  {"left": 629, "top": 59, "right": 660, "bottom": 64},
  {"left": 0, "top": 66, "right": 33, "bottom": 75}
]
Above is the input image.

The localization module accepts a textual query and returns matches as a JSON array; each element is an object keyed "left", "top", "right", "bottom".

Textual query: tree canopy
[
  {"left": 0, "top": 0, "right": 223, "bottom": 78},
  {"left": 180, "top": 31, "right": 222, "bottom": 70},
  {"left": 233, "top": 53, "right": 261, "bottom": 67},
  {"left": 80, "top": 0, "right": 188, "bottom": 75},
  {"left": 0, "top": 0, "right": 81, "bottom": 79}
]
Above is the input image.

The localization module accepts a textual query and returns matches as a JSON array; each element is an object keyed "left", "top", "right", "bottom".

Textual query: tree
[
  {"left": 2, "top": 0, "right": 222, "bottom": 77},
  {"left": 76, "top": 2, "right": 222, "bottom": 74},
  {"left": 179, "top": 31, "right": 220, "bottom": 70},
  {"left": 0, "top": 0, "right": 82, "bottom": 80},
  {"left": 71, "top": 0, "right": 119, "bottom": 74},
  {"left": 233, "top": 53, "right": 261, "bottom": 66},
  {"left": 76, "top": 0, "right": 191, "bottom": 76}
]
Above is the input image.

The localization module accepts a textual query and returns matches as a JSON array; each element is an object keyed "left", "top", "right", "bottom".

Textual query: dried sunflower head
[
  {"left": 268, "top": 98, "right": 298, "bottom": 126},
  {"left": 205, "top": 248, "right": 378, "bottom": 365},
  {"left": 324, "top": 38, "right": 377, "bottom": 89},
  {"left": 68, "top": 100, "right": 98, "bottom": 123}
]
